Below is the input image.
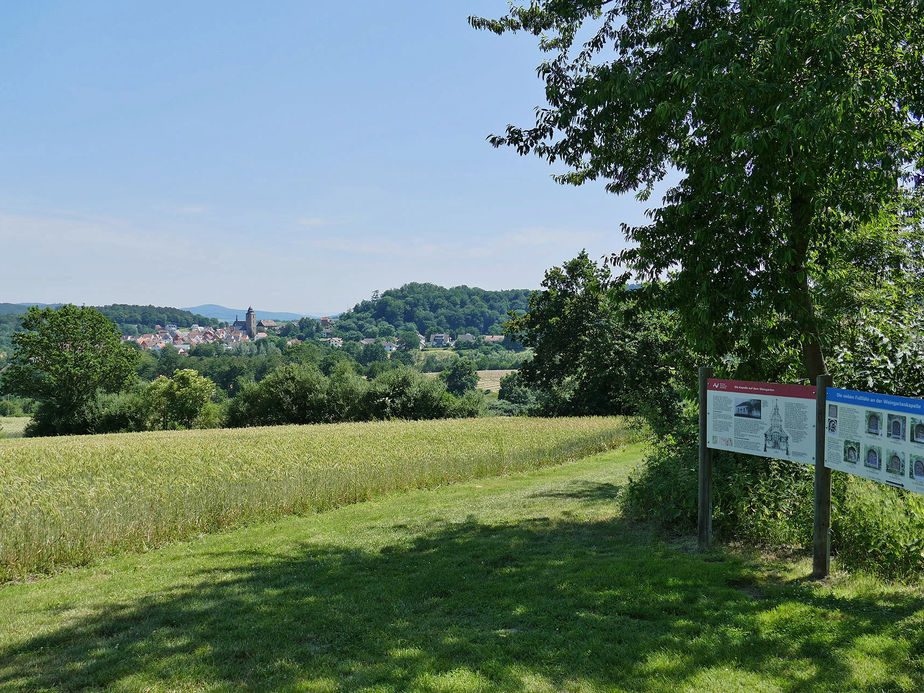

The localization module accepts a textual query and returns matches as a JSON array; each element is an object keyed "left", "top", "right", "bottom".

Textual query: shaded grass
[
  {"left": 0, "top": 416, "right": 631, "bottom": 580},
  {"left": 1, "top": 444, "right": 922, "bottom": 691}
]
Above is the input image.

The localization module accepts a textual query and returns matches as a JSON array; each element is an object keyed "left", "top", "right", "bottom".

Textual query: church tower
[{"left": 245, "top": 307, "right": 256, "bottom": 339}]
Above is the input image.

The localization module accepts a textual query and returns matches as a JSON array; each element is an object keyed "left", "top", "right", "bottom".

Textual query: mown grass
[
  {"left": 0, "top": 416, "right": 631, "bottom": 581},
  {"left": 0, "top": 417, "right": 28, "bottom": 439},
  {"left": 1, "top": 444, "right": 922, "bottom": 691},
  {"left": 477, "top": 369, "right": 516, "bottom": 392}
]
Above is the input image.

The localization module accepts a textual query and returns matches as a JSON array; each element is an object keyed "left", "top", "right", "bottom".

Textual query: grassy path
[{"left": 1, "top": 442, "right": 923, "bottom": 691}]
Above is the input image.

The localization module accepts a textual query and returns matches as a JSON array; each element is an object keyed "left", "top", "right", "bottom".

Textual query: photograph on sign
[
  {"left": 825, "top": 388, "right": 924, "bottom": 494},
  {"left": 706, "top": 379, "right": 816, "bottom": 464}
]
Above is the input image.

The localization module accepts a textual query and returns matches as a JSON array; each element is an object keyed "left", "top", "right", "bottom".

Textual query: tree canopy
[
  {"left": 333, "top": 283, "right": 531, "bottom": 338},
  {"left": 0, "top": 305, "right": 139, "bottom": 435},
  {"left": 505, "top": 251, "right": 677, "bottom": 417},
  {"left": 473, "top": 0, "right": 924, "bottom": 380}
]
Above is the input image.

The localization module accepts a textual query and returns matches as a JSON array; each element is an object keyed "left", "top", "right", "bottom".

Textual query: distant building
[
  {"left": 483, "top": 335, "right": 505, "bottom": 343},
  {"left": 456, "top": 333, "right": 476, "bottom": 343},
  {"left": 429, "top": 333, "right": 452, "bottom": 348},
  {"left": 231, "top": 307, "right": 258, "bottom": 339}
]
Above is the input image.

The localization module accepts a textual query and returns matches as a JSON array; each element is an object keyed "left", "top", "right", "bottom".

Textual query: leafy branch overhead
[{"left": 472, "top": 0, "right": 924, "bottom": 379}]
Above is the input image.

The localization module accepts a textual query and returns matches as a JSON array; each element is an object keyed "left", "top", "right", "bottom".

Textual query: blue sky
[{"left": 0, "top": 1, "right": 654, "bottom": 314}]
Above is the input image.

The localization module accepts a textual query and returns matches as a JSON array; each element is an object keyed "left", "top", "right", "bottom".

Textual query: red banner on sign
[{"left": 707, "top": 378, "right": 816, "bottom": 400}]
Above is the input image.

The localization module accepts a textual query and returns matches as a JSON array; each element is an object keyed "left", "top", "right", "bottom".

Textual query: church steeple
[{"left": 245, "top": 306, "right": 256, "bottom": 339}]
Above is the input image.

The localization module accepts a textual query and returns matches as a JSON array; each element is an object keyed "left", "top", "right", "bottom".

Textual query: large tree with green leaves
[
  {"left": 506, "top": 251, "right": 678, "bottom": 417},
  {"left": 0, "top": 305, "right": 139, "bottom": 435},
  {"left": 472, "top": 1, "right": 924, "bottom": 380}
]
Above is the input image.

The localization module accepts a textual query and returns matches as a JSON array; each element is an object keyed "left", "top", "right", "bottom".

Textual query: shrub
[
  {"left": 363, "top": 368, "right": 448, "bottom": 420},
  {"left": 0, "top": 400, "right": 22, "bottom": 417}
]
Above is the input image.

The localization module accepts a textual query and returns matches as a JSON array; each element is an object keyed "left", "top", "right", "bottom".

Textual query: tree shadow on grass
[
  {"left": 2, "top": 515, "right": 923, "bottom": 691},
  {"left": 529, "top": 479, "right": 623, "bottom": 503}
]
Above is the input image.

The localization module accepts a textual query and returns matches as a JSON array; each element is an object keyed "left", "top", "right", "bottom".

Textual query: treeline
[
  {"left": 0, "top": 314, "right": 19, "bottom": 362},
  {"left": 0, "top": 306, "right": 498, "bottom": 437},
  {"left": 0, "top": 303, "right": 222, "bottom": 341},
  {"left": 91, "top": 364, "right": 482, "bottom": 434},
  {"left": 96, "top": 304, "right": 223, "bottom": 334},
  {"left": 331, "top": 283, "right": 531, "bottom": 339}
]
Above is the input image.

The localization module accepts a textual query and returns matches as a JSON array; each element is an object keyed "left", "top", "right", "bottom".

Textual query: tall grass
[{"left": 0, "top": 416, "right": 632, "bottom": 580}]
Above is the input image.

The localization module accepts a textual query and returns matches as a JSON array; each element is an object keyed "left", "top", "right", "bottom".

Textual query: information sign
[
  {"left": 824, "top": 388, "right": 924, "bottom": 494},
  {"left": 706, "top": 379, "right": 817, "bottom": 464}
]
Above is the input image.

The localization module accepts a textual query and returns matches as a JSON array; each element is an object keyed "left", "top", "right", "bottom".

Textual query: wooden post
[
  {"left": 698, "top": 366, "right": 713, "bottom": 550},
  {"left": 813, "top": 374, "right": 833, "bottom": 578}
]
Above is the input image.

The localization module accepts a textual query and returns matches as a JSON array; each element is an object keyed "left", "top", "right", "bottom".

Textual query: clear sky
[{"left": 0, "top": 1, "right": 653, "bottom": 314}]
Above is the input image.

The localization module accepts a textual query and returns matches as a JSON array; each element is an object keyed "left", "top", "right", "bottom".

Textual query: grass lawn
[
  {"left": 0, "top": 417, "right": 28, "bottom": 439},
  {"left": 1, "top": 443, "right": 923, "bottom": 691}
]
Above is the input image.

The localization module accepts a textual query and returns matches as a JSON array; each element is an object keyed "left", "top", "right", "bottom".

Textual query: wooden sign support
[
  {"left": 813, "top": 374, "right": 833, "bottom": 578},
  {"left": 698, "top": 366, "right": 713, "bottom": 550}
]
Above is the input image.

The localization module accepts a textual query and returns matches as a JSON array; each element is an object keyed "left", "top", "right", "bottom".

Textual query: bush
[
  {"left": 363, "top": 369, "right": 448, "bottom": 420},
  {"left": 444, "top": 390, "right": 486, "bottom": 418},
  {"left": 0, "top": 400, "right": 22, "bottom": 416},
  {"left": 227, "top": 364, "right": 329, "bottom": 427},
  {"left": 623, "top": 352, "right": 924, "bottom": 579}
]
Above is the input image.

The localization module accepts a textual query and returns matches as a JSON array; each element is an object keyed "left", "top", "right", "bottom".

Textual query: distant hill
[
  {"left": 332, "top": 283, "right": 532, "bottom": 338},
  {"left": 0, "top": 303, "right": 222, "bottom": 334},
  {"left": 0, "top": 303, "right": 60, "bottom": 315},
  {"left": 184, "top": 305, "right": 318, "bottom": 323}
]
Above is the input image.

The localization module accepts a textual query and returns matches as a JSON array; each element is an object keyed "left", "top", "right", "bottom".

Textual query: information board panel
[
  {"left": 824, "top": 388, "right": 924, "bottom": 494},
  {"left": 706, "top": 379, "right": 817, "bottom": 464}
]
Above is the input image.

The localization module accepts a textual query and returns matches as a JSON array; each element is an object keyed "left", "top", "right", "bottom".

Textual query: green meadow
[{"left": 1, "top": 443, "right": 922, "bottom": 691}]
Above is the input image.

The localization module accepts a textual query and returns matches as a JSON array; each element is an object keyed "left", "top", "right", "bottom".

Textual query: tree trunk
[{"left": 789, "top": 190, "right": 828, "bottom": 382}]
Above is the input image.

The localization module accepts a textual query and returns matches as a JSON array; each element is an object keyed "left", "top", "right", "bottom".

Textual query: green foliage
[
  {"left": 419, "top": 352, "right": 458, "bottom": 373},
  {"left": 94, "top": 304, "right": 222, "bottom": 334},
  {"left": 0, "top": 305, "right": 139, "bottom": 436},
  {"left": 0, "top": 401, "right": 22, "bottom": 417},
  {"left": 507, "top": 252, "right": 680, "bottom": 418},
  {"left": 147, "top": 369, "right": 217, "bottom": 430},
  {"left": 333, "top": 283, "right": 530, "bottom": 338},
  {"left": 359, "top": 342, "right": 388, "bottom": 366},
  {"left": 363, "top": 369, "right": 449, "bottom": 421},
  {"left": 473, "top": 1, "right": 924, "bottom": 380},
  {"left": 227, "top": 364, "right": 331, "bottom": 427},
  {"left": 624, "top": 383, "right": 924, "bottom": 579},
  {"left": 439, "top": 358, "right": 479, "bottom": 396}
]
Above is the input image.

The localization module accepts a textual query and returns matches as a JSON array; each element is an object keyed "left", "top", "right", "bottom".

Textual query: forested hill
[
  {"left": 0, "top": 303, "right": 222, "bottom": 337},
  {"left": 96, "top": 305, "right": 222, "bottom": 334},
  {"left": 332, "top": 283, "right": 532, "bottom": 338}
]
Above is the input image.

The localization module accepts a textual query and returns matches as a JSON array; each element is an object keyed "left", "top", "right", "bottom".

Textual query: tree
[
  {"left": 359, "top": 342, "right": 388, "bottom": 366},
  {"left": 506, "top": 252, "right": 678, "bottom": 418},
  {"left": 440, "top": 358, "right": 479, "bottom": 396},
  {"left": 0, "top": 305, "right": 139, "bottom": 435},
  {"left": 397, "top": 330, "right": 422, "bottom": 351},
  {"left": 147, "top": 369, "right": 216, "bottom": 430},
  {"left": 472, "top": 1, "right": 924, "bottom": 380}
]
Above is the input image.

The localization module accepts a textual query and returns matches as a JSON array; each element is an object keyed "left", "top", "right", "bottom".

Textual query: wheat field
[{"left": 0, "top": 416, "right": 632, "bottom": 580}]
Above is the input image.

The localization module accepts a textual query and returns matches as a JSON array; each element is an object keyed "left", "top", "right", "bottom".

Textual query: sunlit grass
[
  {"left": 0, "top": 417, "right": 28, "bottom": 439},
  {"left": 0, "top": 416, "right": 632, "bottom": 580},
  {"left": 477, "top": 369, "right": 516, "bottom": 392},
  {"left": 1, "top": 445, "right": 921, "bottom": 691}
]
